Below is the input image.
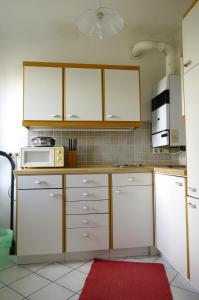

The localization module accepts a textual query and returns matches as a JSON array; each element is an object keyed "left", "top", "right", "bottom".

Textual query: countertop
[{"left": 14, "top": 164, "right": 187, "bottom": 177}]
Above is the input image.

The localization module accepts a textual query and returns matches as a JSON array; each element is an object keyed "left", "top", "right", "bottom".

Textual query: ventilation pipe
[{"left": 131, "top": 41, "right": 176, "bottom": 75}]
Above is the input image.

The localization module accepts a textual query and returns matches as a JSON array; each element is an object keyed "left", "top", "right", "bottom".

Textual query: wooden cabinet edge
[
  {"left": 183, "top": 0, "right": 198, "bottom": 18},
  {"left": 23, "top": 61, "right": 140, "bottom": 70},
  {"left": 22, "top": 120, "right": 142, "bottom": 129}
]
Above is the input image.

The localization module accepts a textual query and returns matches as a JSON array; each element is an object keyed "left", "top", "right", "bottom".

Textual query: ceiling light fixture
[{"left": 76, "top": 4, "right": 124, "bottom": 39}]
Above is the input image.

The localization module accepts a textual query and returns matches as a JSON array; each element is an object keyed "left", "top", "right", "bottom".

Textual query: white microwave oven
[{"left": 21, "top": 146, "right": 64, "bottom": 168}]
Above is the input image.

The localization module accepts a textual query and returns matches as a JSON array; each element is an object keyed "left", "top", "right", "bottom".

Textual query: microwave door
[
  {"left": 152, "top": 130, "right": 169, "bottom": 147},
  {"left": 23, "top": 149, "right": 54, "bottom": 167}
]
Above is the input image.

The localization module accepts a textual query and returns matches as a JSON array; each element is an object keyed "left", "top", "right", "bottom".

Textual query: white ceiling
[{"left": 0, "top": 0, "right": 192, "bottom": 39}]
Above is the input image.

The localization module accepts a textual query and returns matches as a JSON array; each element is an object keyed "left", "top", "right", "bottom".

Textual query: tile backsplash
[{"left": 28, "top": 122, "right": 182, "bottom": 167}]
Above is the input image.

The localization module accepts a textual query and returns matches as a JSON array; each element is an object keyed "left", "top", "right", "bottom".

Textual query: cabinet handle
[
  {"left": 51, "top": 114, "right": 60, "bottom": 118},
  {"left": 82, "top": 219, "right": 89, "bottom": 224},
  {"left": 184, "top": 60, "right": 192, "bottom": 67},
  {"left": 82, "top": 193, "right": 89, "bottom": 196},
  {"left": 107, "top": 114, "right": 114, "bottom": 119},
  {"left": 82, "top": 206, "right": 88, "bottom": 210},
  {"left": 82, "top": 233, "right": 89, "bottom": 237},
  {"left": 49, "top": 193, "right": 55, "bottom": 197},
  {"left": 82, "top": 179, "right": 88, "bottom": 183},
  {"left": 176, "top": 182, "right": 183, "bottom": 187},
  {"left": 128, "top": 178, "right": 135, "bottom": 181},
  {"left": 115, "top": 190, "right": 121, "bottom": 194},
  {"left": 189, "top": 187, "right": 197, "bottom": 192},
  {"left": 188, "top": 203, "right": 197, "bottom": 209},
  {"left": 67, "top": 114, "right": 76, "bottom": 118}
]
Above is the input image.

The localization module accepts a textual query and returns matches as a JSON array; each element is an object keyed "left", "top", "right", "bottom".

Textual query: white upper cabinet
[
  {"left": 182, "top": 1, "right": 199, "bottom": 72},
  {"left": 184, "top": 64, "right": 199, "bottom": 198},
  {"left": 104, "top": 69, "right": 140, "bottom": 121},
  {"left": 65, "top": 68, "right": 102, "bottom": 121},
  {"left": 24, "top": 67, "right": 62, "bottom": 121}
]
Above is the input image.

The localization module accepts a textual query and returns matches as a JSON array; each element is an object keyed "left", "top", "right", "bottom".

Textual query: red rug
[{"left": 79, "top": 259, "right": 173, "bottom": 300}]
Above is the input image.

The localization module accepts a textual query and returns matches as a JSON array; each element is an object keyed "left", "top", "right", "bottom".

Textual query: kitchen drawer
[
  {"left": 66, "top": 200, "right": 109, "bottom": 215},
  {"left": 112, "top": 173, "right": 152, "bottom": 186},
  {"left": 66, "top": 174, "right": 108, "bottom": 188},
  {"left": 18, "top": 175, "right": 62, "bottom": 190},
  {"left": 66, "top": 227, "right": 109, "bottom": 252},
  {"left": 66, "top": 214, "right": 109, "bottom": 228},
  {"left": 66, "top": 187, "right": 108, "bottom": 201}
]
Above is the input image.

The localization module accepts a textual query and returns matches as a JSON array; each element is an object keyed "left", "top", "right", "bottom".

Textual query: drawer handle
[
  {"left": 128, "top": 178, "right": 135, "bottom": 181},
  {"left": 189, "top": 187, "right": 197, "bottom": 192},
  {"left": 51, "top": 114, "right": 60, "bottom": 118},
  {"left": 188, "top": 203, "right": 197, "bottom": 209},
  {"left": 82, "top": 206, "right": 89, "bottom": 210},
  {"left": 115, "top": 190, "right": 121, "bottom": 194},
  {"left": 82, "top": 193, "right": 89, "bottom": 196},
  {"left": 184, "top": 60, "right": 192, "bottom": 67},
  {"left": 82, "top": 219, "right": 89, "bottom": 224},
  {"left": 49, "top": 193, "right": 55, "bottom": 197},
  {"left": 176, "top": 182, "right": 183, "bottom": 186},
  {"left": 35, "top": 181, "right": 46, "bottom": 185},
  {"left": 82, "top": 179, "right": 88, "bottom": 183},
  {"left": 82, "top": 233, "right": 89, "bottom": 237}
]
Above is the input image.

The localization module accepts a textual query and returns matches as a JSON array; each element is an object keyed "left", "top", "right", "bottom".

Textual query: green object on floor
[{"left": 0, "top": 227, "right": 13, "bottom": 267}]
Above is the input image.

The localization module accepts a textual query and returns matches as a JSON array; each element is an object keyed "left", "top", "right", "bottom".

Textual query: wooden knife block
[{"left": 68, "top": 150, "right": 77, "bottom": 168}]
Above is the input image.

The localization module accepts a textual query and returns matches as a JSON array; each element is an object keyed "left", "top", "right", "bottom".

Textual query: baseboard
[{"left": 12, "top": 246, "right": 158, "bottom": 264}]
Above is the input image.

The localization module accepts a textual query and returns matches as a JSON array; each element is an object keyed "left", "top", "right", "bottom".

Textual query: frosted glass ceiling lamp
[{"left": 76, "top": 6, "right": 124, "bottom": 39}]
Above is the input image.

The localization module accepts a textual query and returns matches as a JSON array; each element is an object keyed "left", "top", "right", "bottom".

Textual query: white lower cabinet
[
  {"left": 112, "top": 173, "right": 153, "bottom": 249},
  {"left": 65, "top": 174, "right": 109, "bottom": 252},
  {"left": 155, "top": 173, "right": 187, "bottom": 277},
  {"left": 187, "top": 197, "right": 199, "bottom": 290},
  {"left": 17, "top": 188, "right": 62, "bottom": 256}
]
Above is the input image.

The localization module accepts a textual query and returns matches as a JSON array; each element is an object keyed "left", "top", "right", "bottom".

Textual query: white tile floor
[{"left": 0, "top": 256, "right": 199, "bottom": 300}]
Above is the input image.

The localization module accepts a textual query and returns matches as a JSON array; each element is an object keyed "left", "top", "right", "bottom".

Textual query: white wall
[{"left": 0, "top": 30, "right": 177, "bottom": 227}]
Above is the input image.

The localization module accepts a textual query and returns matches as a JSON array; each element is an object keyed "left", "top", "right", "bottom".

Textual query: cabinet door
[
  {"left": 113, "top": 185, "right": 153, "bottom": 249},
  {"left": 17, "top": 189, "right": 62, "bottom": 256},
  {"left": 155, "top": 174, "right": 187, "bottom": 277},
  {"left": 182, "top": 1, "right": 199, "bottom": 73},
  {"left": 104, "top": 69, "right": 140, "bottom": 121},
  {"left": 24, "top": 67, "right": 62, "bottom": 120},
  {"left": 184, "top": 65, "right": 199, "bottom": 198},
  {"left": 65, "top": 68, "right": 102, "bottom": 121},
  {"left": 187, "top": 197, "right": 199, "bottom": 290}
]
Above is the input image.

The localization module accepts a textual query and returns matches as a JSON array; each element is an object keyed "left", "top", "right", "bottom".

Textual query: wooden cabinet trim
[
  {"left": 22, "top": 120, "right": 142, "bottom": 128},
  {"left": 23, "top": 61, "right": 140, "bottom": 70},
  {"left": 183, "top": 0, "right": 198, "bottom": 18}
]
